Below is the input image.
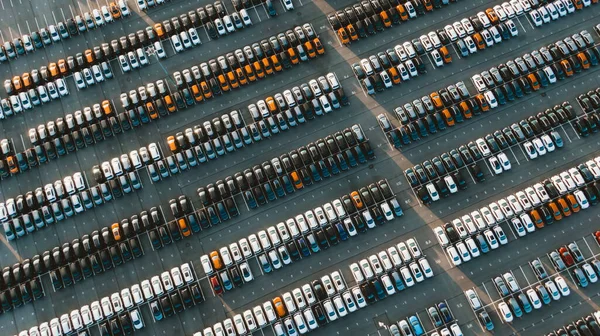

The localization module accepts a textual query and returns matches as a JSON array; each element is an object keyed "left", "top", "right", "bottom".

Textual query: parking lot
[{"left": 0, "top": 0, "right": 600, "bottom": 335}]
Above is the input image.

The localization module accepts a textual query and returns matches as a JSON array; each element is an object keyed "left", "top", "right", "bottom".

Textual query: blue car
[
  {"left": 479, "top": 311, "right": 494, "bottom": 331},
  {"left": 409, "top": 316, "right": 424, "bottom": 336}
]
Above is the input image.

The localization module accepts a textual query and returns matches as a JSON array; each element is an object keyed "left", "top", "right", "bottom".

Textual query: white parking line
[{"left": 515, "top": 16, "right": 528, "bottom": 33}]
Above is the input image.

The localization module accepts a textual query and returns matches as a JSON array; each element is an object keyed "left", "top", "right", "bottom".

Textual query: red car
[
  {"left": 595, "top": 231, "right": 600, "bottom": 244},
  {"left": 558, "top": 247, "right": 574, "bottom": 267},
  {"left": 210, "top": 275, "right": 223, "bottom": 295}
]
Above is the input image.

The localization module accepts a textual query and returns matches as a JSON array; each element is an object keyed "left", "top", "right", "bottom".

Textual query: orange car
[
  {"left": 561, "top": 59, "right": 574, "bottom": 77},
  {"left": 547, "top": 202, "right": 562, "bottom": 221},
  {"left": 290, "top": 171, "right": 303, "bottom": 189},
  {"left": 287, "top": 47, "right": 299, "bottom": 65},
  {"left": 84, "top": 49, "right": 94, "bottom": 64},
  {"left": 485, "top": 8, "right": 499, "bottom": 24},
  {"left": 164, "top": 95, "right": 176, "bottom": 112},
  {"left": 423, "top": 0, "right": 433, "bottom": 11},
  {"left": 218, "top": 74, "right": 230, "bottom": 91},
  {"left": 475, "top": 94, "right": 489, "bottom": 112},
  {"left": 396, "top": 4, "right": 408, "bottom": 21},
  {"left": 146, "top": 102, "right": 158, "bottom": 119},
  {"left": 577, "top": 52, "right": 590, "bottom": 70},
  {"left": 200, "top": 81, "right": 212, "bottom": 99},
  {"left": 430, "top": 92, "right": 443, "bottom": 109},
  {"left": 573, "top": 0, "right": 583, "bottom": 9},
  {"left": 21, "top": 73, "right": 32, "bottom": 88},
  {"left": 566, "top": 194, "right": 580, "bottom": 213},
  {"left": 347, "top": 25, "right": 358, "bottom": 41},
  {"left": 313, "top": 38, "right": 325, "bottom": 55},
  {"left": 557, "top": 197, "right": 571, "bottom": 217},
  {"left": 527, "top": 73, "right": 540, "bottom": 91},
  {"left": 338, "top": 28, "right": 350, "bottom": 45},
  {"left": 110, "top": 2, "right": 122, "bottom": 19},
  {"left": 48, "top": 63, "right": 59, "bottom": 77},
  {"left": 12, "top": 76, "right": 22, "bottom": 91},
  {"left": 350, "top": 191, "right": 364, "bottom": 209},
  {"left": 111, "top": 223, "right": 122, "bottom": 241},
  {"left": 439, "top": 46, "right": 452, "bottom": 64},
  {"left": 191, "top": 84, "right": 204, "bottom": 102},
  {"left": 154, "top": 23, "right": 165, "bottom": 38},
  {"left": 266, "top": 97, "right": 277, "bottom": 113},
  {"left": 441, "top": 109, "right": 455, "bottom": 126},
  {"left": 210, "top": 251, "right": 223, "bottom": 270},
  {"left": 58, "top": 59, "right": 68, "bottom": 74},
  {"left": 167, "top": 135, "right": 178, "bottom": 152},
  {"left": 304, "top": 41, "right": 316, "bottom": 58},
  {"left": 272, "top": 297, "right": 287, "bottom": 317},
  {"left": 244, "top": 64, "right": 257, "bottom": 82},
  {"left": 235, "top": 68, "right": 248, "bottom": 85},
  {"left": 458, "top": 102, "right": 472, "bottom": 119},
  {"left": 6, "top": 156, "right": 18, "bottom": 174},
  {"left": 472, "top": 33, "right": 485, "bottom": 50},
  {"left": 261, "top": 58, "right": 273, "bottom": 75},
  {"left": 226, "top": 71, "right": 239, "bottom": 89},
  {"left": 178, "top": 218, "right": 191, "bottom": 237},
  {"left": 529, "top": 209, "right": 545, "bottom": 228},
  {"left": 102, "top": 100, "right": 113, "bottom": 115},
  {"left": 379, "top": 11, "right": 392, "bottom": 27},
  {"left": 271, "top": 55, "right": 282, "bottom": 72},
  {"left": 388, "top": 67, "right": 401, "bottom": 84}
]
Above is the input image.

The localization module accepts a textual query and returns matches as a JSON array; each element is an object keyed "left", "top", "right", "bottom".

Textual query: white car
[
  {"left": 465, "top": 238, "right": 480, "bottom": 258},
  {"left": 359, "top": 259, "right": 374, "bottom": 279},
  {"left": 497, "top": 153, "right": 511, "bottom": 170},
  {"left": 426, "top": 183, "right": 439, "bottom": 201},
  {"left": 418, "top": 258, "right": 433, "bottom": 278},
  {"left": 559, "top": 171, "right": 577, "bottom": 190},
  {"left": 568, "top": 168, "right": 586, "bottom": 187},
  {"left": 484, "top": 230, "right": 499, "bottom": 249},
  {"left": 493, "top": 226, "right": 508, "bottom": 245},
  {"left": 489, "top": 156, "right": 502, "bottom": 174},
  {"left": 465, "top": 289, "right": 482, "bottom": 309},
  {"left": 526, "top": 289, "right": 542, "bottom": 309},
  {"left": 180, "top": 263, "right": 194, "bottom": 283},
  {"left": 100, "top": 297, "right": 114, "bottom": 317},
  {"left": 433, "top": 227, "right": 449, "bottom": 247},
  {"left": 555, "top": 276, "right": 570, "bottom": 296},
  {"left": 498, "top": 302, "right": 514, "bottom": 322},
  {"left": 141, "top": 280, "right": 154, "bottom": 300},
  {"left": 574, "top": 190, "right": 589, "bottom": 209},
  {"left": 456, "top": 242, "right": 471, "bottom": 262},
  {"left": 80, "top": 305, "right": 93, "bottom": 326},
  {"left": 446, "top": 246, "right": 461, "bottom": 266},
  {"left": 444, "top": 175, "right": 458, "bottom": 194},
  {"left": 131, "top": 285, "right": 144, "bottom": 304},
  {"left": 200, "top": 255, "right": 213, "bottom": 274}
]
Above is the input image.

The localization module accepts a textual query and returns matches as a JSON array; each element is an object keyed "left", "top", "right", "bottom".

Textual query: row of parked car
[
  {"left": 193, "top": 268, "right": 360, "bottom": 336},
  {"left": 443, "top": 16, "right": 519, "bottom": 59},
  {"left": 555, "top": 241, "right": 599, "bottom": 288},
  {"left": 0, "top": 77, "right": 69, "bottom": 119},
  {"left": 530, "top": 0, "right": 594, "bottom": 26},
  {"left": 378, "top": 82, "right": 478, "bottom": 149},
  {"left": 353, "top": 41, "right": 426, "bottom": 95},
  {"left": 472, "top": 30, "right": 598, "bottom": 96},
  {"left": 437, "top": 156, "right": 600, "bottom": 266},
  {"left": 0, "top": 0, "right": 130, "bottom": 63},
  {"left": 332, "top": 0, "right": 456, "bottom": 45},
  {"left": 2, "top": 167, "right": 144, "bottom": 238},
  {"left": 164, "top": 23, "right": 323, "bottom": 103},
  {"left": 206, "top": 126, "right": 374, "bottom": 212},
  {"left": 0, "top": 171, "right": 134, "bottom": 240},
  {"left": 393, "top": 301, "right": 462, "bottom": 335},
  {"left": 546, "top": 309, "right": 600, "bottom": 335},
  {"left": 0, "top": 216, "right": 148, "bottom": 313},
  {"left": 147, "top": 195, "right": 228, "bottom": 252},
  {"left": 577, "top": 87, "right": 600, "bottom": 113},
  {"left": 166, "top": 72, "right": 345, "bottom": 154},
  {"left": 200, "top": 180, "right": 402, "bottom": 293},
  {"left": 22, "top": 262, "right": 195, "bottom": 336},
  {"left": 0, "top": 171, "right": 86, "bottom": 225}
]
